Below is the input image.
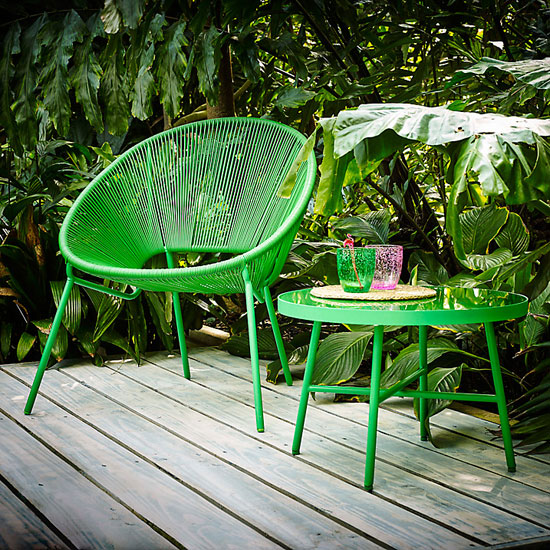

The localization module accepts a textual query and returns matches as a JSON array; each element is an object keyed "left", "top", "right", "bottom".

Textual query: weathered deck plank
[
  {"left": 2, "top": 344, "right": 549, "bottom": 550},
  {"left": 150, "top": 349, "right": 550, "bottom": 527},
  {"left": 0, "top": 403, "right": 174, "bottom": 549},
  {"left": 184, "top": 347, "right": 550, "bottom": 484},
  {"left": 0, "top": 478, "right": 70, "bottom": 550},
  {"left": 69, "top": 358, "right": 546, "bottom": 544},
  {"left": 5, "top": 364, "right": 471, "bottom": 550},
  {"left": 0, "top": 370, "right": 374, "bottom": 550}
]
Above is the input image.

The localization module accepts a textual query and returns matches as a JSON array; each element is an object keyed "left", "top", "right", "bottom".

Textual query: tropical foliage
[{"left": 1, "top": 0, "right": 550, "bottom": 450}]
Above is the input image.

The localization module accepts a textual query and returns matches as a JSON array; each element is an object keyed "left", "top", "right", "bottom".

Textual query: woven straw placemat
[{"left": 310, "top": 284, "right": 437, "bottom": 301}]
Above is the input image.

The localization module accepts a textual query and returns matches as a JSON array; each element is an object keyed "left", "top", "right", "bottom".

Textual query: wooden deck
[{"left": 1, "top": 343, "right": 549, "bottom": 550}]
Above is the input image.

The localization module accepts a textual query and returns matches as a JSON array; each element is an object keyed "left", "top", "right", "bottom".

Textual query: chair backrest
[{"left": 61, "top": 117, "right": 315, "bottom": 272}]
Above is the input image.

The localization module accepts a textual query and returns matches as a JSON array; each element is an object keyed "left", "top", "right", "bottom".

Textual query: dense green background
[{"left": 1, "top": 0, "right": 549, "bottom": 450}]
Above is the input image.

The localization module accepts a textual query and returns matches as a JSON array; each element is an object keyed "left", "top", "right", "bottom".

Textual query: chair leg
[
  {"left": 172, "top": 291, "right": 190, "bottom": 379},
  {"left": 485, "top": 322, "right": 516, "bottom": 472},
  {"left": 263, "top": 286, "right": 292, "bottom": 386},
  {"left": 244, "top": 277, "right": 265, "bottom": 432},
  {"left": 165, "top": 252, "right": 190, "bottom": 379},
  {"left": 364, "top": 325, "right": 384, "bottom": 492},
  {"left": 418, "top": 325, "right": 429, "bottom": 441},
  {"left": 25, "top": 277, "right": 74, "bottom": 415}
]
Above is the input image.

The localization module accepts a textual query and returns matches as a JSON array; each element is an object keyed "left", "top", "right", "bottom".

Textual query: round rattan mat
[{"left": 310, "top": 284, "right": 437, "bottom": 301}]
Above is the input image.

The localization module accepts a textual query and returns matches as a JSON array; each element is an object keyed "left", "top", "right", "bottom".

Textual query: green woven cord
[{"left": 59, "top": 117, "right": 316, "bottom": 294}]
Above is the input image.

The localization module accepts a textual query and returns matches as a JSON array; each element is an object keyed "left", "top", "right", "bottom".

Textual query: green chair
[{"left": 25, "top": 117, "right": 317, "bottom": 432}]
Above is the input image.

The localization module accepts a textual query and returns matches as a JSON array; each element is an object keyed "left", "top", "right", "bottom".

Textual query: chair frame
[{"left": 25, "top": 117, "right": 317, "bottom": 432}]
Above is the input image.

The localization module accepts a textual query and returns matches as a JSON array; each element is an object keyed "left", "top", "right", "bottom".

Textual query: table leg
[
  {"left": 292, "top": 321, "right": 322, "bottom": 456},
  {"left": 418, "top": 325, "right": 428, "bottom": 441},
  {"left": 485, "top": 321, "right": 516, "bottom": 472},
  {"left": 364, "top": 325, "right": 384, "bottom": 492}
]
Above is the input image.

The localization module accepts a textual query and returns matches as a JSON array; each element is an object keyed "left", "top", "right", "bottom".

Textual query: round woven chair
[{"left": 25, "top": 117, "right": 317, "bottom": 432}]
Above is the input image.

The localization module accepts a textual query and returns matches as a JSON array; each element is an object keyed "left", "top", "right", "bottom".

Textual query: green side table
[{"left": 278, "top": 286, "right": 528, "bottom": 492}]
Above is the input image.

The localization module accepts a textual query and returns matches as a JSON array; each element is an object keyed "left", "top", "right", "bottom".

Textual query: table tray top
[{"left": 278, "top": 286, "right": 528, "bottom": 325}]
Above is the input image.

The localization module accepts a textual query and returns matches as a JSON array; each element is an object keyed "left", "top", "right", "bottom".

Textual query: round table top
[{"left": 278, "top": 286, "right": 528, "bottom": 326}]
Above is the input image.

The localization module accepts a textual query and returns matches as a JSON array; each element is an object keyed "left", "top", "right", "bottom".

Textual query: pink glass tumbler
[{"left": 367, "top": 245, "right": 403, "bottom": 290}]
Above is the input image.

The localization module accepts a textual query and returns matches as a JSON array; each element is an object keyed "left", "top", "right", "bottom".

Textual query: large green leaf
[
  {"left": 519, "top": 282, "right": 550, "bottom": 348},
  {"left": 0, "top": 24, "right": 22, "bottom": 155},
  {"left": 144, "top": 291, "right": 173, "bottom": 352},
  {"left": 34, "top": 319, "right": 68, "bottom": 362},
  {"left": 311, "top": 332, "right": 372, "bottom": 386},
  {"left": 451, "top": 57, "right": 550, "bottom": 90},
  {"left": 332, "top": 209, "right": 390, "bottom": 244},
  {"left": 17, "top": 332, "right": 36, "bottom": 362},
  {"left": 40, "top": 10, "right": 86, "bottom": 137},
  {"left": 222, "top": 329, "right": 292, "bottom": 360},
  {"left": 70, "top": 14, "right": 104, "bottom": 132},
  {"left": 413, "top": 365, "right": 463, "bottom": 441},
  {"left": 407, "top": 251, "right": 449, "bottom": 286},
  {"left": 380, "top": 338, "right": 461, "bottom": 388},
  {"left": 465, "top": 248, "right": 513, "bottom": 272},
  {"left": 99, "top": 34, "right": 130, "bottom": 135},
  {"left": 12, "top": 14, "right": 47, "bottom": 150},
  {"left": 195, "top": 26, "right": 220, "bottom": 106},
  {"left": 50, "top": 281, "right": 82, "bottom": 336},
  {"left": 156, "top": 20, "right": 188, "bottom": 117},
  {"left": 315, "top": 118, "right": 346, "bottom": 215},
  {"left": 330, "top": 104, "right": 550, "bottom": 158},
  {"left": 274, "top": 86, "right": 316, "bottom": 108},
  {"left": 495, "top": 212, "right": 530, "bottom": 256},
  {"left": 92, "top": 292, "right": 124, "bottom": 342},
  {"left": 1, "top": 322, "right": 12, "bottom": 360},
  {"left": 459, "top": 204, "right": 509, "bottom": 255},
  {"left": 266, "top": 344, "right": 309, "bottom": 384}
]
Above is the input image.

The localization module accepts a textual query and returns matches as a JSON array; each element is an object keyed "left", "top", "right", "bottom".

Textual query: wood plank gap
[
  {"left": 0, "top": 406, "right": 188, "bottom": 550},
  {"left": 92, "top": 365, "right": 534, "bottom": 545},
  {"left": 1, "top": 372, "right": 295, "bottom": 550},
  {"left": 142, "top": 353, "right": 550, "bottom": 529},
  {"left": 53, "top": 370, "right": 395, "bottom": 550},
  {"left": 0, "top": 473, "right": 76, "bottom": 550},
  {"left": 148, "top": 355, "right": 550, "bottom": 496},
  {"left": 6, "top": 369, "right": 389, "bottom": 550},
  {"left": 175, "top": 349, "right": 550, "bottom": 466},
  {"left": 53, "top": 366, "right": 482, "bottom": 549}
]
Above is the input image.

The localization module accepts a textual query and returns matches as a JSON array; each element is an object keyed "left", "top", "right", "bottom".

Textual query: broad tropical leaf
[
  {"left": 465, "top": 248, "right": 513, "bottom": 272},
  {"left": 70, "top": 14, "right": 104, "bottom": 132},
  {"left": 0, "top": 24, "right": 22, "bottom": 155},
  {"left": 144, "top": 291, "right": 173, "bottom": 351},
  {"left": 40, "top": 10, "right": 86, "bottom": 137},
  {"left": 266, "top": 344, "right": 309, "bottom": 384},
  {"left": 17, "top": 332, "right": 36, "bottom": 362},
  {"left": 195, "top": 26, "right": 220, "bottom": 106},
  {"left": 495, "top": 212, "right": 530, "bottom": 256},
  {"left": 332, "top": 209, "right": 391, "bottom": 244},
  {"left": 274, "top": 86, "right": 316, "bottom": 108},
  {"left": 407, "top": 251, "right": 449, "bottom": 286},
  {"left": 156, "top": 20, "right": 188, "bottom": 117},
  {"left": 459, "top": 204, "right": 509, "bottom": 256},
  {"left": 413, "top": 365, "right": 463, "bottom": 442},
  {"left": 12, "top": 15, "right": 47, "bottom": 149},
  {"left": 1, "top": 322, "right": 12, "bottom": 359},
  {"left": 519, "top": 282, "right": 550, "bottom": 348},
  {"left": 451, "top": 57, "right": 550, "bottom": 90},
  {"left": 34, "top": 319, "right": 68, "bottom": 362},
  {"left": 380, "top": 338, "right": 460, "bottom": 388},
  {"left": 100, "top": 34, "right": 130, "bottom": 135},
  {"left": 50, "top": 281, "right": 82, "bottom": 336},
  {"left": 311, "top": 332, "right": 372, "bottom": 386}
]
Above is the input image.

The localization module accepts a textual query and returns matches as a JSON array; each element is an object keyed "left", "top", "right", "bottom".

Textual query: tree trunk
[{"left": 206, "top": 39, "right": 235, "bottom": 119}]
